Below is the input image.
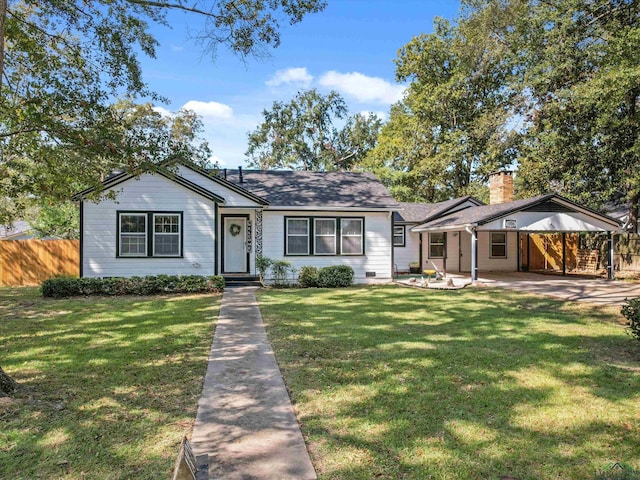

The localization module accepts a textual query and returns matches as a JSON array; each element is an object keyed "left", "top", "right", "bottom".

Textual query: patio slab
[
  {"left": 191, "top": 286, "right": 316, "bottom": 480},
  {"left": 476, "top": 272, "right": 640, "bottom": 306},
  {"left": 396, "top": 272, "right": 640, "bottom": 305}
]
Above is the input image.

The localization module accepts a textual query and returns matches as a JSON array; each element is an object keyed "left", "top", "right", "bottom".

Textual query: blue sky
[{"left": 143, "top": 1, "right": 461, "bottom": 168}]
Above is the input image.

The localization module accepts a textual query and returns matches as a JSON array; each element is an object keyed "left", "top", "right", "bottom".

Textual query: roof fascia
[{"left": 476, "top": 194, "right": 622, "bottom": 228}]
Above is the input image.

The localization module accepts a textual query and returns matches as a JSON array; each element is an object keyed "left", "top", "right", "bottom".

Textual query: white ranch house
[{"left": 74, "top": 165, "right": 622, "bottom": 283}]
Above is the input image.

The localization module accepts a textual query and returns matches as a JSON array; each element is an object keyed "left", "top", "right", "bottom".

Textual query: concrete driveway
[{"left": 475, "top": 272, "right": 640, "bottom": 306}]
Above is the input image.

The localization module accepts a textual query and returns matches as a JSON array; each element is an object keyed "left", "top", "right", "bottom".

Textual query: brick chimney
[{"left": 489, "top": 171, "right": 514, "bottom": 204}]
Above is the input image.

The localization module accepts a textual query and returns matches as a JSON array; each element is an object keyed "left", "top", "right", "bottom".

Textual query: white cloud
[
  {"left": 359, "top": 110, "right": 388, "bottom": 121},
  {"left": 319, "top": 71, "right": 405, "bottom": 104},
  {"left": 170, "top": 44, "right": 185, "bottom": 52},
  {"left": 152, "top": 106, "right": 172, "bottom": 117},
  {"left": 266, "top": 67, "right": 313, "bottom": 88},
  {"left": 182, "top": 100, "right": 233, "bottom": 120}
]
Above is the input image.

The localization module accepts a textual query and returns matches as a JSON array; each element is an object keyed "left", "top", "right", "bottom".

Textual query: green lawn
[
  {"left": 0, "top": 287, "right": 219, "bottom": 479},
  {"left": 258, "top": 286, "right": 640, "bottom": 480}
]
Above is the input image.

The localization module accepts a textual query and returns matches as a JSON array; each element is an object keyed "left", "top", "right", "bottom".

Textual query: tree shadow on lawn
[
  {"left": 259, "top": 286, "right": 640, "bottom": 480},
  {"left": 0, "top": 291, "right": 218, "bottom": 479}
]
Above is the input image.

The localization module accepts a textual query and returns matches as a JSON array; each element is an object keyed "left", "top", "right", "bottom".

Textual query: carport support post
[
  {"left": 562, "top": 232, "right": 566, "bottom": 276},
  {"left": 607, "top": 231, "right": 615, "bottom": 280},
  {"left": 471, "top": 228, "right": 478, "bottom": 282}
]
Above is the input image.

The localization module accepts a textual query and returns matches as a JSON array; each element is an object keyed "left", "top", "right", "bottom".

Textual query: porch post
[
  {"left": 562, "top": 232, "right": 566, "bottom": 276},
  {"left": 419, "top": 233, "right": 423, "bottom": 271},
  {"left": 471, "top": 228, "right": 478, "bottom": 282},
  {"left": 607, "top": 231, "right": 615, "bottom": 280},
  {"left": 517, "top": 231, "right": 521, "bottom": 272}
]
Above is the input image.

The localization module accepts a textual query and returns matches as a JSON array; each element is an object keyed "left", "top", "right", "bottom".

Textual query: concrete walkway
[{"left": 191, "top": 286, "right": 316, "bottom": 480}]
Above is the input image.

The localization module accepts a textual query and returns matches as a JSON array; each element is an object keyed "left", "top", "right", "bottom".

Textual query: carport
[{"left": 412, "top": 193, "right": 623, "bottom": 282}]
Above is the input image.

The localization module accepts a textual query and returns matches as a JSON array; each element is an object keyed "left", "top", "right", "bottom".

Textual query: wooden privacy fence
[{"left": 0, "top": 239, "right": 79, "bottom": 286}]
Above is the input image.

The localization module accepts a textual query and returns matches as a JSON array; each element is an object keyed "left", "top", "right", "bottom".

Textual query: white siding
[
  {"left": 261, "top": 210, "right": 393, "bottom": 283},
  {"left": 177, "top": 165, "right": 261, "bottom": 207},
  {"left": 393, "top": 227, "right": 420, "bottom": 272},
  {"left": 83, "top": 173, "right": 216, "bottom": 277}
]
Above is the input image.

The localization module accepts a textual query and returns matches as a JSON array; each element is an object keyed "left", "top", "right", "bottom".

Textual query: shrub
[
  {"left": 271, "top": 260, "right": 296, "bottom": 287},
  {"left": 256, "top": 256, "right": 273, "bottom": 283},
  {"left": 621, "top": 297, "right": 640, "bottom": 342},
  {"left": 41, "top": 275, "right": 225, "bottom": 298},
  {"left": 317, "top": 265, "right": 354, "bottom": 288},
  {"left": 298, "top": 266, "right": 319, "bottom": 288}
]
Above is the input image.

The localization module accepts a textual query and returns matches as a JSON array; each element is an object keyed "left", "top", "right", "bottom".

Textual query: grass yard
[
  {"left": 258, "top": 286, "right": 640, "bottom": 480},
  {"left": 0, "top": 287, "right": 219, "bottom": 479}
]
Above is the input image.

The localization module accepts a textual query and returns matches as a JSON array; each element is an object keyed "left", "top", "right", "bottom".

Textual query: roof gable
[
  {"left": 394, "top": 196, "right": 484, "bottom": 223},
  {"left": 412, "top": 194, "right": 622, "bottom": 232}
]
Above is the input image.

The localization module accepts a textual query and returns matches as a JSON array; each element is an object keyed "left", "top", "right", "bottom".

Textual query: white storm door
[{"left": 223, "top": 217, "right": 247, "bottom": 273}]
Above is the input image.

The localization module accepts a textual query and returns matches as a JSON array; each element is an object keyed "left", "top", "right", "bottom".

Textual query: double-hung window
[
  {"left": 429, "top": 232, "right": 445, "bottom": 258},
  {"left": 153, "top": 214, "right": 181, "bottom": 256},
  {"left": 341, "top": 218, "right": 363, "bottom": 255},
  {"left": 490, "top": 232, "right": 507, "bottom": 258},
  {"left": 393, "top": 225, "right": 406, "bottom": 247},
  {"left": 314, "top": 218, "right": 337, "bottom": 255},
  {"left": 285, "top": 217, "right": 364, "bottom": 256},
  {"left": 119, "top": 213, "right": 147, "bottom": 256},
  {"left": 286, "top": 218, "right": 310, "bottom": 255},
  {"left": 118, "top": 211, "right": 182, "bottom": 257}
]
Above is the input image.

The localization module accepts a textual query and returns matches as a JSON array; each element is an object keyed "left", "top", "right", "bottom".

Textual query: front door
[
  {"left": 223, "top": 217, "right": 248, "bottom": 273},
  {"left": 459, "top": 231, "right": 472, "bottom": 272}
]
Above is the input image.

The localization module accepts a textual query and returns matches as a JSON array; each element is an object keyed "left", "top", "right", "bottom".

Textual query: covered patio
[{"left": 411, "top": 193, "right": 622, "bottom": 281}]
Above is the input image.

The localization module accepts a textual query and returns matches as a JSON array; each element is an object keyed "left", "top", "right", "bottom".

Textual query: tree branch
[{"left": 124, "top": 0, "right": 222, "bottom": 19}]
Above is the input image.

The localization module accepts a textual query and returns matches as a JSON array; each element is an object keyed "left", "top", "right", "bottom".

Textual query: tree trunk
[{"left": 0, "top": 366, "right": 19, "bottom": 396}]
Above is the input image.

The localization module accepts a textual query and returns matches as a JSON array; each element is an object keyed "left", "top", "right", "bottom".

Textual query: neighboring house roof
[
  {"left": 0, "top": 220, "right": 34, "bottom": 240},
  {"left": 393, "top": 196, "right": 484, "bottom": 223},
  {"left": 413, "top": 194, "right": 622, "bottom": 231},
  {"left": 218, "top": 169, "right": 400, "bottom": 209}
]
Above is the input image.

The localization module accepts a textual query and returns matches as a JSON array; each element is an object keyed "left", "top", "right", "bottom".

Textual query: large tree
[
  {"left": 246, "top": 88, "right": 382, "bottom": 171},
  {"left": 463, "top": 0, "right": 640, "bottom": 229},
  {"left": 365, "top": 16, "right": 518, "bottom": 202},
  {"left": 0, "top": 0, "right": 326, "bottom": 224}
]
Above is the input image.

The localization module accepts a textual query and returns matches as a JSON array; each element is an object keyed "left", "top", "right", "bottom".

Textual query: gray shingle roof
[
  {"left": 413, "top": 194, "right": 621, "bottom": 230},
  {"left": 393, "top": 197, "right": 483, "bottom": 223},
  {"left": 219, "top": 170, "right": 399, "bottom": 209}
]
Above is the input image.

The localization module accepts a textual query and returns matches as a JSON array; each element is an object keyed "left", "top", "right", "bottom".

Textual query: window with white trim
[
  {"left": 393, "top": 225, "right": 405, "bottom": 247},
  {"left": 490, "top": 232, "right": 507, "bottom": 258},
  {"left": 341, "top": 218, "right": 363, "bottom": 255},
  {"left": 286, "top": 218, "right": 309, "bottom": 255},
  {"left": 429, "top": 232, "right": 445, "bottom": 258},
  {"left": 314, "top": 218, "right": 337, "bottom": 255},
  {"left": 119, "top": 213, "right": 147, "bottom": 256},
  {"left": 153, "top": 214, "right": 181, "bottom": 256}
]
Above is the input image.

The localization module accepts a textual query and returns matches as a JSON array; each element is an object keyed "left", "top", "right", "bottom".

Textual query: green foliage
[
  {"left": 25, "top": 202, "right": 79, "bottom": 239},
  {"left": 41, "top": 275, "right": 225, "bottom": 298},
  {"left": 463, "top": 0, "right": 640, "bottom": 226},
  {"left": 256, "top": 255, "right": 273, "bottom": 282},
  {"left": 0, "top": 0, "right": 326, "bottom": 223},
  {"left": 297, "top": 266, "right": 319, "bottom": 288},
  {"left": 246, "top": 89, "right": 382, "bottom": 171},
  {"left": 271, "top": 260, "right": 296, "bottom": 287},
  {"left": 621, "top": 297, "right": 640, "bottom": 342},
  {"left": 365, "top": 16, "right": 516, "bottom": 202},
  {"left": 317, "top": 265, "right": 354, "bottom": 288}
]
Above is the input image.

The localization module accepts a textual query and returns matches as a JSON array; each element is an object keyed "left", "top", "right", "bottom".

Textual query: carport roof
[{"left": 412, "top": 194, "right": 622, "bottom": 232}]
